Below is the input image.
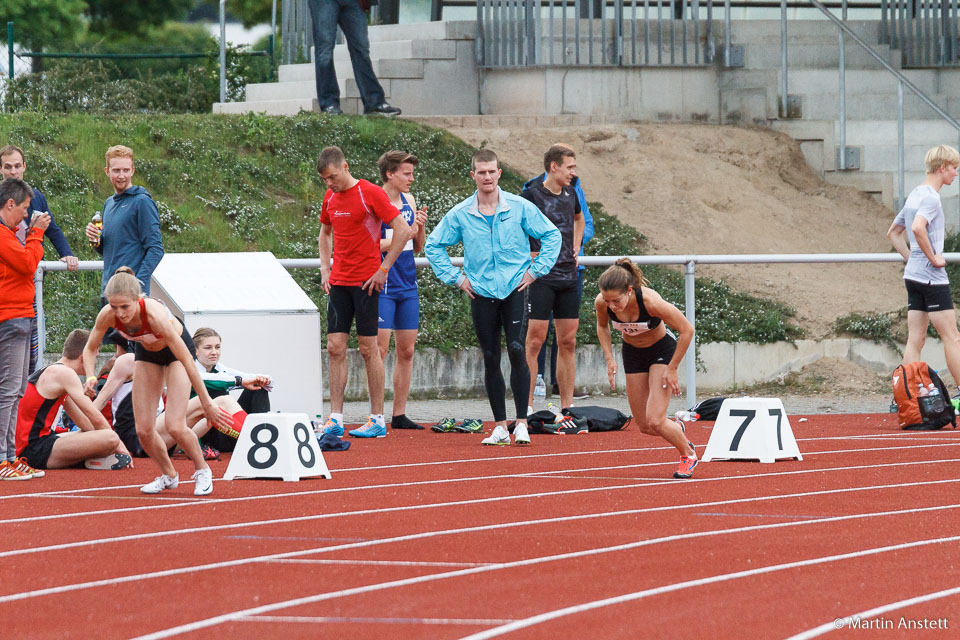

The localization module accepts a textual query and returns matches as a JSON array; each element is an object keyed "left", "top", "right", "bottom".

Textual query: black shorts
[
  {"left": 621, "top": 333, "right": 677, "bottom": 374},
  {"left": 527, "top": 278, "right": 581, "bottom": 320},
  {"left": 327, "top": 285, "right": 380, "bottom": 337},
  {"left": 905, "top": 279, "right": 954, "bottom": 313},
  {"left": 133, "top": 324, "right": 196, "bottom": 366},
  {"left": 19, "top": 433, "right": 59, "bottom": 469}
]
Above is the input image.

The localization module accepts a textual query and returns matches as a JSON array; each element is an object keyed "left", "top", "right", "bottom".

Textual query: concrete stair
[{"left": 214, "top": 20, "right": 478, "bottom": 117}]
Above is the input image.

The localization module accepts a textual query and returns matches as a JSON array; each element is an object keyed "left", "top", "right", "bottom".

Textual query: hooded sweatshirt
[{"left": 95, "top": 185, "right": 164, "bottom": 295}]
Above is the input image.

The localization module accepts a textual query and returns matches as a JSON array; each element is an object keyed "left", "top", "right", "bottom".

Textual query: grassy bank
[{"left": 1, "top": 111, "right": 801, "bottom": 351}]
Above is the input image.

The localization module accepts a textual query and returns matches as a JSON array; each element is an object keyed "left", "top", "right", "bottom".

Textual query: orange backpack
[{"left": 891, "top": 362, "right": 956, "bottom": 430}]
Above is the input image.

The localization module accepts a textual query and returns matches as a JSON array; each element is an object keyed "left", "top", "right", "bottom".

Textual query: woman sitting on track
[
  {"left": 83, "top": 266, "right": 230, "bottom": 495},
  {"left": 595, "top": 258, "right": 698, "bottom": 479}
]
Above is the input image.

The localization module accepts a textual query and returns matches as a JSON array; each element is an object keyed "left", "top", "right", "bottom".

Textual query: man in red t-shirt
[{"left": 317, "top": 146, "right": 412, "bottom": 438}]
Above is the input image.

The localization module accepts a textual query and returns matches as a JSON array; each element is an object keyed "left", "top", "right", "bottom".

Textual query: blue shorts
[{"left": 378, "top": 293, "right": 420, "bottom": 331}]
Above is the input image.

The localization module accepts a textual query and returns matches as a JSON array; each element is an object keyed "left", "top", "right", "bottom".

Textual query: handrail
[
  {"left": 807, "top": 0, "right": 960, "bottom": 131},
  {"left": 36, "top": 251, "right": 935, "bottom": 409}
]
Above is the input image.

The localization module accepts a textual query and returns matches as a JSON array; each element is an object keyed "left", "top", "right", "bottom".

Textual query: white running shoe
[
  {"left": 140, "top": 473, "right": 179, "bottom": 494},
  {"left": 514, "top": 421, "right": 531, "bottom": 445},
  {"left": 481, "top": 425, "right": 511, "bottom": 446},
  {"left": 192, "top": 468, "right": 213, "bottom": 496}
]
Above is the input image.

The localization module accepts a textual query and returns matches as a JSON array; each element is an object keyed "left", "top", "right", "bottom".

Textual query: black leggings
[{"left": 470, "top": 289, "right": 529, "bottom": 422}]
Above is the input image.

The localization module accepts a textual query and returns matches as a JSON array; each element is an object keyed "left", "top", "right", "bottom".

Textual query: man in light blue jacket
[{"left": 425, "top": 149, "right": 561, "bottom": 446}]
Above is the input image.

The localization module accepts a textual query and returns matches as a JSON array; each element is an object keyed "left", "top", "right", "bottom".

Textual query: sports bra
[
  {"left": 113, "top": 298, "right": 174, "bottom": 346},
  {"left": 607, "top": 288, "right": 662, "bottom": 336}
]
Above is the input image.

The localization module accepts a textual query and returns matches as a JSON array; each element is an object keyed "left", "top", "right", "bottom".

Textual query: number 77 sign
[
  {"left": 701, "top": 398, "right": 803, "bottom": 463},
  {"left": 224, "top": 413, "right": 332, "bottom": 481}
]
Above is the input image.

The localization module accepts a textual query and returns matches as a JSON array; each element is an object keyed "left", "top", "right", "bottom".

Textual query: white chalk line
[
  {"left": 268, "top": 559, "right": 495, "bottom": 568},
  {"left": 3, "top": 441, "right": 956, "bottom": 526},
  {"left": 3, "top": 480, "right": 960, "bottom": 607},
  {"left": 787, "top": 586, "right": 960, "bottom": 639},
  {"left": 239, "top": 615, "right": 517, "bottom": 626},
  {"left": 3, "top": 456, "right": 959, "bottom": 560},
  {"left": 456, "top": 537, "right": 960, "bottom": 640},
  {"left": 128, "top": 509, "right": 960, "bottom": 640}
]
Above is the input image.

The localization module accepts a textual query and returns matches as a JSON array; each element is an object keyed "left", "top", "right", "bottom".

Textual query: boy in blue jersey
[
  {"left": 425, "top": 149, "right": 561, "bottom": 446},
  {"left": 376, "top": 151, "right": 428, "bottom": 430}
]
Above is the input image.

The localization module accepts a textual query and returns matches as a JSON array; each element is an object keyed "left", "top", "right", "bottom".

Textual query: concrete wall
[
  {"left": 320, "top": 338, "right": 928, "bottom": 401},
  {"left": 480, "top": 66, "right": 719, "bottom": 122}
]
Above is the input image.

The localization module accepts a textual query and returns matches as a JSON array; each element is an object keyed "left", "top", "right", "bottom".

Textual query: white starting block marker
[
  {"left": 223, "top": 413, "right": 332, "bottom": 482},
  {"left": 701, "top": 398, "right": 802, "bottom": 463}
]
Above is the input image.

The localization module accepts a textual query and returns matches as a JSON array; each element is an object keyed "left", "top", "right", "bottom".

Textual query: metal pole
[
  {"left": 7, "top": 22, "right": 13, "bottom": 81},
  {"left": 839, "top": 29, "right": 846, "bottom": 170},
  {"left": 219, "top": 0, "right": 227, "bottom": 103},
  {"left": 271, "top": 0, "right": 277, "bottom": 79},
  {"left": 684, "top": 261, "right": 697, "bottom": 409},
  {"left": 35, "top": 268, "right": 45, "bottom": 359},
  {"left": 781, "top": 0, "right": 788, "bottom": 117},
  {"left": 724, "top": 0, "right": 731, "bottom": 66},
  {"left": 898, "top": 80, "right": 905, "bottom": 211}
]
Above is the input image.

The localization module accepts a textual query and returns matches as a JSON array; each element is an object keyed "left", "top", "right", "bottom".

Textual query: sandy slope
[{"left": 446, "top": 123, "right": 905, "bottom": 338}]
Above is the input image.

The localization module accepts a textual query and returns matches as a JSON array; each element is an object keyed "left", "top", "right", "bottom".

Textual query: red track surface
[{"left": 2, "top": 413, "right": 958, "bottom": 639}]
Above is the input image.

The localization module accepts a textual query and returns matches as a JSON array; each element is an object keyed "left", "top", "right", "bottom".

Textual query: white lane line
[
  {"left": 128, "top": 513, "right": 960, "bottom": 640},
  {"left": 239, "top": 615, "right": 517, "bottom": 626},
  {"left": 456, "top": 538, "right": 960, "bottom": 640},
  {"left": 4, "top": 493, "right": 960, "bottom": 607},
  {"left": 787, "top": 587, "right": 960, "bottom": 639},
  {"left": 3, "top": 432, "right": 951, "bottom": 501},
  {"left": 3, "top": 458, "right": 959, "bottom": 556},
  {"left": 4, "top": 443, "right": 956, "bottom": 525},
  {"left": 267, "top": 559, "right": 495, "bottom": 568}
]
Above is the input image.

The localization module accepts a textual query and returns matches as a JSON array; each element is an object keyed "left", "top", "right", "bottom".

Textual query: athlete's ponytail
[
  {"left": 598, "top": 258, "right": 648, "bottom": 293},
  {"left": 103, "top": 266, "right": 143, "bottom": 300}
]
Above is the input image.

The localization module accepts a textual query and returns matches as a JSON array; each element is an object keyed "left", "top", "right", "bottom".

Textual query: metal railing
[
  {"left": 477, "top": 0, "right": 716, "bottom": 67},
  {"left": 36, "top": 251, "right": 922, "bottom": 409},
  {"left": 882, "top": 0, "right": 960, "bottom": 67}
]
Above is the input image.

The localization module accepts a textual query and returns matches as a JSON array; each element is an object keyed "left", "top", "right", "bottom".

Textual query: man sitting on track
[{"left": 15, "top": 329, "right": 132, "bottom": 472}]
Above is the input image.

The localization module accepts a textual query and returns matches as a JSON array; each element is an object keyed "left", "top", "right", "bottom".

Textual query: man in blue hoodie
[
  {"left": 1, "top": 145, "right": 79, "bottom": 372},
  {"left": 425, "top": 149, "right": 561, "bottom": 446},
  {"left": 84, "top": 145, "right": 164, "bottom": 298}
]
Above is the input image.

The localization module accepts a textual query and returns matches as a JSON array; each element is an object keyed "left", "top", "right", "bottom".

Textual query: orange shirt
[{"left": 0, "top": 224, "right": 44, "bottom": 323}]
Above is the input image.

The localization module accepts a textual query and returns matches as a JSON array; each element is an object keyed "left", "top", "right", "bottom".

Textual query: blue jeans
[
  {"left": 0, "top": 317, "right": 32, "bottom": 461},
  {"left": 308, "top": 0, "right": 386, "bottom": 110}
]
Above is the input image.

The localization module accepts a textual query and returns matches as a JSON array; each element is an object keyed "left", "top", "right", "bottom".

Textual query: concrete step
[
  {"left": 334, "top": 39, "right": 458, "bottom": 64},
  {"left": 365, "top": 20, "right": 476, "bottom": 43},
  {"left": 246, "top": 77, "right": 391, "bottom": 102},
  {"left": 280, "top": 58, "right": 425, "bottom": 83},
  {"left": 213, "top": 98, "right": 318, "bottom": 116}
]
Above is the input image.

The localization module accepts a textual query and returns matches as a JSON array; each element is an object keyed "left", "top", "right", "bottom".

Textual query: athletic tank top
[
  {"left": 381, "top": 193, "right": 418, "bottom": 297},
  {"left": 113, "top": 298, "right": 174, "bottom": 346},
  {"left": 607, "top": 288, "right": 663, "bottom": 336},
  {"left": 15, "top": 363, "right": 68, "bottom": 455}
]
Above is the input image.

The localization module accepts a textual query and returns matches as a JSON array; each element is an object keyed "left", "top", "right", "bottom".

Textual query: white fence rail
[{"left": 36, "top": 252, "right": 926, "bottom": 407}]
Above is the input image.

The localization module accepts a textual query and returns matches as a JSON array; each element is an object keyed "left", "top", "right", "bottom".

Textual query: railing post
[
  {"left": 270, "top": 0, "right": 277, "bottom": 80},
  {"left": 898, "top": 80, "right": 905, "bottom": 211},
  {"left": 35, "top": 267, "right": 45, "bottom": 360},
  {"left": 839, "top": 29, "right": 846, "bottom": 170},
  {"left": 724, "top": 0, "right": 731, "bottom": 66},
  {"left": 780, "top": 0, "right": 788, "bottom": 118},
  {"left": 684, "top": 260, "right": 697, "bottom": 410},
  {"left": 7, "top": 22, "right": 13, "bottom": 81},
  {"left": 219, "top": 0, "right": 227, "bottom": 103}
]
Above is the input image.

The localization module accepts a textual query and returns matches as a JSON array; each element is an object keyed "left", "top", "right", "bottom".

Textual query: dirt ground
[{"left": 446, "top": 123, "right": 904, "bottom": 339}]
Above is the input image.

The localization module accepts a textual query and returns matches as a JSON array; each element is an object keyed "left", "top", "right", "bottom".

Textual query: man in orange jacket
[{"left": 0, "top": 178, "right": 49, "bottom": 480}]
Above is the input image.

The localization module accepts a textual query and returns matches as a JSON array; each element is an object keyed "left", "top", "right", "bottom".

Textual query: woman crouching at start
[
  {"left": 83, "top": 266, "right": 231, "bottom": 495},
  {"left": 595, "top": 258, "right": 698, "bottom": 479}
]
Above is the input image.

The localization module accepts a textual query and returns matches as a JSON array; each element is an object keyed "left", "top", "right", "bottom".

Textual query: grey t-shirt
[
  {"left": 521, "top": 179, "right": 581, "bottom": 282},
  {"left": 893, "top": 184, "right": 948, "bottom": 285}
]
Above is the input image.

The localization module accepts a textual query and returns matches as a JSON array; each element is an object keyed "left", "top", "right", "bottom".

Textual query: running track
[{"left": 2, "top": 413, "right": 957, "bottom": 639}]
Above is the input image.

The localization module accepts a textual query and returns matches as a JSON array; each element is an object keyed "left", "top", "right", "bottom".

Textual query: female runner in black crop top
[{"left": 594, "top": 259, "right": 698, "bottom": 479}]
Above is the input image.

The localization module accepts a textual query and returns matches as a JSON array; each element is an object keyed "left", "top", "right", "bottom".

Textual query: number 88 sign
[{"left": 224, "top": 413, "right": 332, "bottom": 481}]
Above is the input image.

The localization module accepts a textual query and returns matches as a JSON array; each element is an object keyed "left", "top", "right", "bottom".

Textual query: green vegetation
[{"left": 0, "top": 111, "right": 803, "bottom": 352}]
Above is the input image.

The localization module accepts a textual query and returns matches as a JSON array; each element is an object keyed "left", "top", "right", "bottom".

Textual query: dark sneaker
[
  {"left": 453, "top": 418, "right": 484, "bottom": 434},
  {"left": 431, "top": 417, "right": 458, "bottom": 433},
  {"left": 200, "top": 443, "right": 221, "bottom": 461},
  {"left": 673, "top": 456, "right": 699, "bottom": 479},
  {"left": 573, "top": 388, "right": 590, "bottom": 400},
  {"left": 320, "top": 104, "right": 343, "bottom": 115},
  {"left": 543, "top": 414, "right": 588, "bottom": 435},
  {"left": 390, "top": 415, "right": 425, "bottom": 430},
  {"left": 364, "top": 102, "right": 401, "bottom": 116}
]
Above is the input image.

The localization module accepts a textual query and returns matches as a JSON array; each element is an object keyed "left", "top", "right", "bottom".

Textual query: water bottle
[
  {"left": 918, "top": 383, "right": 929, "bottom": 397},
  {"left": 546, "top": 402, "right": 560, "bottom": 416},
  {"left": 90, "top": 211, "right": 103, "bottom": 247},
  {"left": 676, "top": 410, "right": 699, "bottom": 422},
  {"left": 928, "top": 383, "right": 939, "bottom": 397},
  {"left": 312, "top": 413, "right": 324, "bottom": 434},
  {"left": 534, "top": 374, "right": 546, "bottom": 402}
]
